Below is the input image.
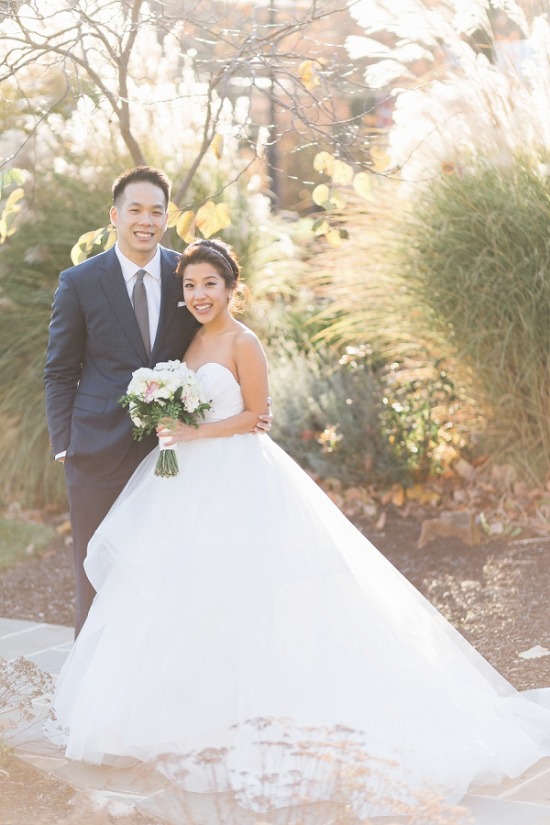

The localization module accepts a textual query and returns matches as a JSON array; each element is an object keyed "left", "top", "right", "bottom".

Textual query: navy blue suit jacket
[{"left": 44, "top": 246, "right": 199, "bottom": 477}]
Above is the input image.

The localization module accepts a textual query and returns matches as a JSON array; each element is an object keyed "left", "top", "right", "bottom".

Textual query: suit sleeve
[{"left": 44, "top": 271, "right": 86, "bottom": 458}]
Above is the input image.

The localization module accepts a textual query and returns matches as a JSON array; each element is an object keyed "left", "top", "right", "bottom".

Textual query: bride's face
[{"left": 182, "top": 262, "right": 232, "bottom": 324}]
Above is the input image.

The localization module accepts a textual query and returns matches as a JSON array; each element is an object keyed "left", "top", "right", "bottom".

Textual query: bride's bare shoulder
[
  {"left": 233, "top": 322, "right": 262, "bottom": 348},
  {"left": 232, "top": 323, "right": 267, "bottom": 366}
]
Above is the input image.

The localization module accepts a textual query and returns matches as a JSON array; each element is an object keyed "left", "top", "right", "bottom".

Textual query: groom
[{"left": 45, "top": 165, "right": 270, "bottom": 636}]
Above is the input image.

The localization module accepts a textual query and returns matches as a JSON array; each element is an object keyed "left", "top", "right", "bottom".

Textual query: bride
[{"left": 50, "top": 238, "right": 550, "bottom": 818}]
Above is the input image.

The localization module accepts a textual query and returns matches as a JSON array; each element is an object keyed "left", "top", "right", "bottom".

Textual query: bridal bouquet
[{"left": 119, "top": 360, "right": 211, "bottom": 477}]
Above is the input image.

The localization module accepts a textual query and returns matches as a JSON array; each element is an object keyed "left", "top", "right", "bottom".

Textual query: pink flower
[{"left": 144, "top": 381, "right": 161, "bottom": 402}]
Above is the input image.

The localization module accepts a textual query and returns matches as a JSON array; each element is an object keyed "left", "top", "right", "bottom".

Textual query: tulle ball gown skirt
[{"left": 49, "top": 364, "right": 550, "bottom": 817}]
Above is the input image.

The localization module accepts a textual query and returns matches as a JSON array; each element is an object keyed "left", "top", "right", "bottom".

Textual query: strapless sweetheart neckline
[{"left": 195, "top": 362, "right": 239, "bottom": 384}]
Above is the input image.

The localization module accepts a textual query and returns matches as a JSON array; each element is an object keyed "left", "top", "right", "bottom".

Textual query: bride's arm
[{"left": 160, "top": 332, "right": 270, "bottom": 443}]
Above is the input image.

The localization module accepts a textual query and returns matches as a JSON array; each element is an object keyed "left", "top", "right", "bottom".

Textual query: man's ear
[{"left": 109, "top": 204, "right": 118, "bottom": 227}]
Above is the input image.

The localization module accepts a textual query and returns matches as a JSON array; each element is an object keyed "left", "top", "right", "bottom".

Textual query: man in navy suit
[
  {"left": 46, "top": 166, "right": 271, "bottom": 635},
  {"left": 45, "top": 166, "right": 198, "bottom": 634}
]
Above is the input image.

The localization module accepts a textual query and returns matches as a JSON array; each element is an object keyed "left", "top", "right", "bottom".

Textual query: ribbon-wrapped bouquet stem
[{"left": 119, "top": 360, "right": 211, "bottom": 477}]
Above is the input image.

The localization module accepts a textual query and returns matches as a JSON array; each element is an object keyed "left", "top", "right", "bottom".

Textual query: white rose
[
  {"left": 154, "top": 360, "right": 181, "bottom": 372},
  {"left": 183, "top": 388, "right": 201, "bottom": 411}
]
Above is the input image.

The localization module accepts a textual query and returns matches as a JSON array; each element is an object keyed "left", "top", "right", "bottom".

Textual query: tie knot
[{"left": 135, "top": 269, "right": 146, "bottom": 283}]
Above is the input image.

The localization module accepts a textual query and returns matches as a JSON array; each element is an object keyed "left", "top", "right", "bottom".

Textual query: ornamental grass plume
[
  {"left": 0, "top": 656, "right": 52, "bottom": 749},
  {"left": 348, "top": 0, "right": 550, "bottom": 182},
  {"left": 154, "top": 718, "right": 468, "bottom": 825}
]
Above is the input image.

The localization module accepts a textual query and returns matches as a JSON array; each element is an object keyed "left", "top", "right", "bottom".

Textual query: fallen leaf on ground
[
  {"left": 56, "top": 521, "right": 72, "bottom": 535},
  {"left": 418, "top": 510, "right": 481, "bottom": 549},
  {"left": 518, "top": 645, "right": 550, "bottom": 660}
]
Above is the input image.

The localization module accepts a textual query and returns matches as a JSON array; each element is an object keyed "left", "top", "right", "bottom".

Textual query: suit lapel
[
  {"left": 151, "top": 248, "right": 181, "bottom": 360},
  {"left": 98, "top": 248, "right": 149, "bottom": 361}
]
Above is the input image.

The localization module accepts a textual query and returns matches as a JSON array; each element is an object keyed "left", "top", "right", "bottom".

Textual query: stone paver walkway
[{"left": 1, "top": 617, "right": 549, "bottom": 824}]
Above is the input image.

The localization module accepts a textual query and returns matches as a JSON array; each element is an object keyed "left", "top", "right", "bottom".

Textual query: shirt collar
[{"left": 115, "top": 244, "right": 162, "bottom": 283}]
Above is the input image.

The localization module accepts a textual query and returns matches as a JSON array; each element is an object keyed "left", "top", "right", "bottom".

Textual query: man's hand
[{"left": 253, "top": 398, "right": 273, "bottom": 434}]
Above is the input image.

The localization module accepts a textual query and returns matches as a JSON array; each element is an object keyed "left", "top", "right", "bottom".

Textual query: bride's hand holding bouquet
[{"left": 156, "top": 416, "right": 202, "bottom": 446}]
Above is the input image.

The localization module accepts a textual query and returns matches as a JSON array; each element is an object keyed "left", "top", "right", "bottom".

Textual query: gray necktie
[{"left": 132, "top": 269, "right": 151, "bottom": 356}]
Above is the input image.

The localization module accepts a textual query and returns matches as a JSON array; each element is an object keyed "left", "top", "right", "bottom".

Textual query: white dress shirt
[{"left": 115, "top": 243, "right": 162, "bottom": 348}]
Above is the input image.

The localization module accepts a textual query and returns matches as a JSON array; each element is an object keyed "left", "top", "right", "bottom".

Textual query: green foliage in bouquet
[{"left": 119, "top": 387, "right": 210, "bottom": 441}]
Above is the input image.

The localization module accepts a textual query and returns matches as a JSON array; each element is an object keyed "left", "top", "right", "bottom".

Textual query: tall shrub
[
  {"left": 0, "top": 171, "right": 116, "bottom": 507},
  {"left": 402, "top": 155, "right": 550, "bottom": 480}
]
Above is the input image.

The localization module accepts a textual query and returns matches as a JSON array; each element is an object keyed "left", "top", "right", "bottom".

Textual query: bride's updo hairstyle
[{"left": 176, "top": 238, "right": 246, "bottom": 312}]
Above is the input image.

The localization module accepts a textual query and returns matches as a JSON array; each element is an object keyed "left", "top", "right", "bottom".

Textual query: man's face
[{"left": 110, "top": 181, "right": 168, "bottom": 264}]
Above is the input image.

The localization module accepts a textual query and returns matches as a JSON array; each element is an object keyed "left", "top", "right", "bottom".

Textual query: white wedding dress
[{"left": 51, "top": 362, "right": 550, "bottom": 816}]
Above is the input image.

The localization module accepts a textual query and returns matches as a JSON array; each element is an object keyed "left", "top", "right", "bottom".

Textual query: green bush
[
  {"left": 378, "top": 358, "right": 468, "bottom": 482},
  {"left": 0, "top": 171, "right": 116, "bottom": 507},
  {"left": 402, "top": 155, "right": 550, "bottom": 481},
  {"left": 268, "top": 343, "right": 396, "bottom": 486}
]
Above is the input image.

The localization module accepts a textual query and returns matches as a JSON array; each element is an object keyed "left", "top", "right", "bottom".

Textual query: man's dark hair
[{"left": 112, "top": 166, "right": 171, "bottom": 208}]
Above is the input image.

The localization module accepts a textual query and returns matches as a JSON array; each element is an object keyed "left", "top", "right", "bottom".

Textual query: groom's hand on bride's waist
[{"left": 252, "top": 398, "right": 273, "bottom": 434}]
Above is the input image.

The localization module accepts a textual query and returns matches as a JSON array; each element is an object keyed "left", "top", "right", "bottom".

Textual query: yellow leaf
[
  {"left": 56, "top": 520, "right": 72, "bottom": 536},
  {"left": 391, "top": 484, "right": 405, "bottom": 507},
  {"left": 312, "top": 183, "right": 330, "bottom": 207},
  {"left": 405, "top": 483, "right": 425, "bottom": 502},
  {"left": 313, "top": 151, "right": 334, "bottom": 176},
  {"left": 70, "top": 227, "right": 106, "bottom": 265},
  {"left": 0, "top": 187, "right": 24, "bottom": 242},
  {"left": 370, "top": 147, "right": 390, "bottom": 173},
  {"left": 211, "top": 134, "right": 224, "bottom": 159},
  {"left": 166, "top": 201, "right": 180, "bottom": 228},
  {"left": 0, "top": 168, "right": 25, "bottom": 197},
  {"left": 215, "top": 201, "right": 231, "bottom": 226},
  {"left": 405, "top": 483, "right": 440, "bottom": 507},
  {"left": 326, "top": 229, "right": 343, "bottom": 247},
  {"left": 176, "top": 210, "right": 196, "bottom": 244},
  {"left": 329, "top": 191, "right": 346, "bottom": 210},
  {"left": 353, "top": 172, "right": 372, "bottom": 200},
  {"left": 313, "top": 218, "right": 330, "bottom": 237},
  {"left": 195, "top": 201, "right": 231, "bottom": 239},
  {"left": 298, "top": 59, "right": 320, "bottom": 91},
  {"left": 70, "top": 244, "right": 86, "bottom": 265},
  {"left": 332, "top": 160, "right": 353, "bottom": 185},
  {"left": 104, "top": 225, "right": 117, "bottom": 250},
  {"left": 4, "top": 186, "right": 24, "bottom": 212}
]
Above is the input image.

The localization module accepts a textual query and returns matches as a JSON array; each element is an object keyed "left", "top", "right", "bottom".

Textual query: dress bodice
[{"left": 196, "top": 362, "right": 244, "bottom": 422}]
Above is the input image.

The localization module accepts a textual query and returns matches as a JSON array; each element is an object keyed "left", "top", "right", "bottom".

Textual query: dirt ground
[{"left": 0, "top": 512, "right": 549, "bottom": 824}]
